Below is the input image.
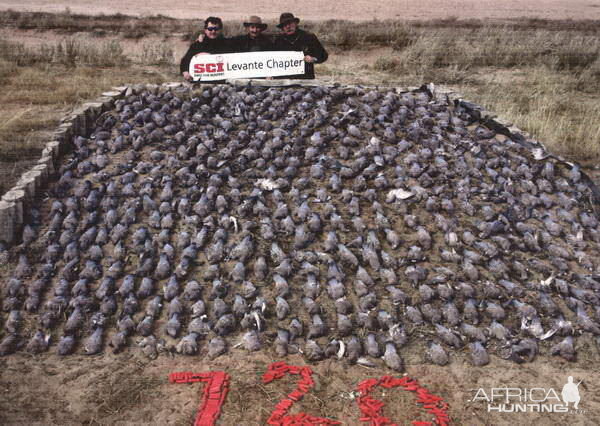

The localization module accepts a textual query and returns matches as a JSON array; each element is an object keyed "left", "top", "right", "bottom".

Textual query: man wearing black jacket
[
  {"left": 230, "top": 16, "right": 273, "bottom": 53},
  {"left": 180, "top": 17, "right": 231, "bottom": 81},
  {"left": 273, "top": 13, "right": 328, "bottom": 79}
]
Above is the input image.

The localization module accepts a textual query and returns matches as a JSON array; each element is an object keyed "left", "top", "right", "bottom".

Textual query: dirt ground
[
  {"left": 1, "top": 0, "right": 600, "bottom": 21},
  {"left": 1, "top": 348, "right": 599, "bottom": 425}
]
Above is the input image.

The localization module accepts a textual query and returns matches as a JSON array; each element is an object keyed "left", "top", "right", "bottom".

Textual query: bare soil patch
[{"left": 1, "top": 351, "right": 599, "bottom": 425}]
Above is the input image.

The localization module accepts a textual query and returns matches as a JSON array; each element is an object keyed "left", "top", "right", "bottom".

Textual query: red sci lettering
[
  {"left": 194, "top": 63, "right": 206, "bottom": 73},
  {"left": 206, "top": 63, "right": 217, "bottom": 73},
  {"left": 217, "top": 62, "right": 224, "bottom": 72}
]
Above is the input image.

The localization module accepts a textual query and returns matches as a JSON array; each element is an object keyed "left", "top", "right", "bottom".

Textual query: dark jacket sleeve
[
  {"left": 306, "top": 33, "right": 328, "bottom": 64},
  {"left": 180, "top": 41, "right": 202, "bottom": 74},
  {"left": 219, "top": 37, "right": 237, "bottom": 54},
  {"left": 228, "top": 35, "right": 247, "bottom": 53}
]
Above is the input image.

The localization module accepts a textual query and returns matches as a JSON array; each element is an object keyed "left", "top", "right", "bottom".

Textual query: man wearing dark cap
[
  {"left": 273, "top": 12, "right": 328, "bottom": 79},
  {"left": 180, "top": 16, "right": 231, "bottom": 81},
  {"left": 230, "top": 15, "right": 273, "bottom": 53}
]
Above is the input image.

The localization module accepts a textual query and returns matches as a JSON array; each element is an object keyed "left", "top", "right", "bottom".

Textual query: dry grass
[
  {"left": 0, "top": 37, "right": 129, "bottom": 67},
  {"left": 0, "top": 11, "right": 599, "bottom": 195},
  {"left": 461, "top": 69, "right": 600, "bottom": 160},
  {"left": 361, "top": 25, "right": 600, "bottom": 160},
  {"left": 0, "top": 9, "right": 183, "bottom": 37},
  {"left": 0, "top": 35, "right": 171, "bottom": 194}
]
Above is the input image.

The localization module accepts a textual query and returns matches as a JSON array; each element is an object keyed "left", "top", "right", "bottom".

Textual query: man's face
[
  {"left": 282, "top": 21, "right": 297, "bottom": 35},
  {"left": 247, "top": 24, "right": 263, "bottom": 39},
  {"left": 204, "top": 23, "right": 221, "bottom": 39}
]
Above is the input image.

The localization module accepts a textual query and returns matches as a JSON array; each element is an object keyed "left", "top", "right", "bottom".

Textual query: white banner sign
[{"left": 189, "top": 51, "right": 305, "bottom": 81}]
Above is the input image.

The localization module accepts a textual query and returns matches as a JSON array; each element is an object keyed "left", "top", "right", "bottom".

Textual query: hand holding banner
[{"left": 189, "top": 51, "right": 305, "bottom": 81}]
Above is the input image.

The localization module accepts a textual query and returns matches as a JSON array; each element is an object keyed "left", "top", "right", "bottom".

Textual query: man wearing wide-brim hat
[
  {"left": 230, "top": 15, "right": 274, "bottom": 53},
  {"left": 273, "top": 12, "right": 328, "bottom": 79}
]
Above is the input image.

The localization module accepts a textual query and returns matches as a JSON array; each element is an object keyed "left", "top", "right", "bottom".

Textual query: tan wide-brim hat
[
  {"left": 277, "top": 12, "right": 300, "bottom": 28},
  {"left": 243, "top": 15, "right": 268, "bottom": 30}
]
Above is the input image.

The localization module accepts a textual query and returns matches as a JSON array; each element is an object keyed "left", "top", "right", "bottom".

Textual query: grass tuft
[{"left": 139, "top": 42, "right": 175, "bottom": 66}]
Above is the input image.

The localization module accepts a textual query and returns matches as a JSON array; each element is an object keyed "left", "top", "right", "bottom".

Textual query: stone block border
[{"left": 0, "top": 79, "right": 595, "bottom": 246}]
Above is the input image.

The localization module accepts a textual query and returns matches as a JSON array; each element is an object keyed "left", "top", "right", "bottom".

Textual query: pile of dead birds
[{"left": 1, "top": 83, "right": 599, "bottom": 371}]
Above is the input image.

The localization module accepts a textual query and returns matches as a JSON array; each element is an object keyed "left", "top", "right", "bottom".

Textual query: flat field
[
  {"left": 0, "top": 0, "right": 599, "bottom": 21},
  {"left": 1, "top": 3, "right": 600, "bottom": 426}
]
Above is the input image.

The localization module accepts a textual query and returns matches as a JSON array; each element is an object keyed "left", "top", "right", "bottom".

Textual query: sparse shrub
[
  {"left": 578, "top": 56, "right": 600, "bottom": 91},
  {"left": 122, "top": 21, "right": 149, "bottom": 40},
  {"left": 319, "top": 20, "right": 366, "bottom": 49},
  {"left": 330, "top": 30, "right": 365, "bottom": 49},
  {"left": 0, "top": 57, "right": 16, "bottom": 85},
  {"left": 389, "top": 24, "right": 417, "bottom": 50},
  {"left": 140, "top": 42, "right": 174, "bottom": 66},
  {"left": 24, "top": 38, "right": 129, "bottom": 67},
  {"left": 91, "top": 29, "right": 108, "bottom": 38},
  {"left": 552, "top": 45, "right": 599, "bottom": 71},
  {"left": 54, "top": 38, "right": 79, "bottom": 67},
  {"left": 373, "top": 56, "right": 399, "bottom": 72},
  {"left": 0, "top": 38, "right": 42, "bottom": 66},
  {"left": 422, "top": 64, "right": 472, "bottom": 85},
  {"left": 94, "top": 40, "right": 128, "bottom": 67}
]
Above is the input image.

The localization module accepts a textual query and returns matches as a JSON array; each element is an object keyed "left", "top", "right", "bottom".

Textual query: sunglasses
[{"left": 206, "top": 27, "right": 221, "bottom": 32}]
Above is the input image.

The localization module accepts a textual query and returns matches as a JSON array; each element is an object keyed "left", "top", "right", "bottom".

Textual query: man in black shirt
[
  {"left": 273, "top": 12, "right": 328, "bottom": 79},
  {"left": 180, "top": 17, "right": 231, "bottom": 81},
  {"left": 230, "top": 16, "right": 273, "bottom": 53}
]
